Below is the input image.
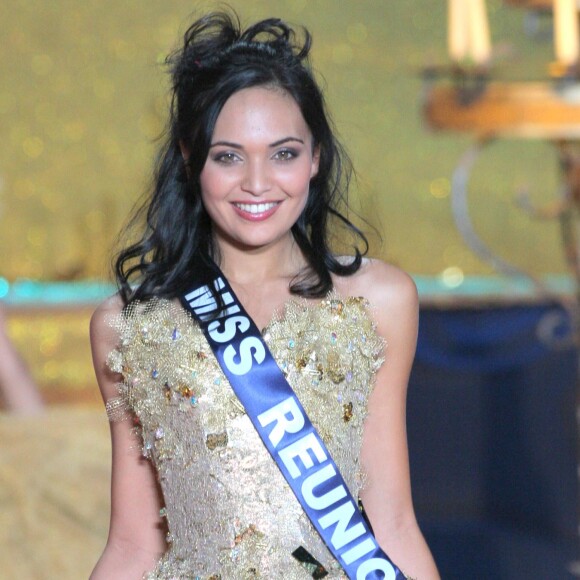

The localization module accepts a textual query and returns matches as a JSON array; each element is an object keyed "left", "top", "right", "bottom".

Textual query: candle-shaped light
[
  {"left": 554, "top": 0, "right": 580, "bottom": 66},
  {"left": 468, "top": 0, "right": 492, "bottom": 66},
  {"left": 448, "top": 0, "right": 469, "bottom": 63}
]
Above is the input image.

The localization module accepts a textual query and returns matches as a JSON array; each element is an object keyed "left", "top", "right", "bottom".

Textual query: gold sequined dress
[{"left": 107, "top": 293, "right": 385, "bottom": 579}]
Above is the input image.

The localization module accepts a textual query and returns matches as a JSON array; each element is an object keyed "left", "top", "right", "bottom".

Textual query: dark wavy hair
[{"left": 115, "top": 10, "right": 368, "bottom": 304}]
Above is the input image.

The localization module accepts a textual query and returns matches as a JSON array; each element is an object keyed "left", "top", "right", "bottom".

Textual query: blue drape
[{"left": 408, "top": 303, "right": 577, "bottom": 579}]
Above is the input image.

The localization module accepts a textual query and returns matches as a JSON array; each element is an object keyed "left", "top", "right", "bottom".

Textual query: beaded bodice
[{"left": 107, "top": 293, "right": 385, "bottom": 579}]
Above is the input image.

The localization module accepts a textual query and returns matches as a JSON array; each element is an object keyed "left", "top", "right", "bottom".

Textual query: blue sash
[{"left": 180, "top": 259, "right": 405, "bottom": 580}]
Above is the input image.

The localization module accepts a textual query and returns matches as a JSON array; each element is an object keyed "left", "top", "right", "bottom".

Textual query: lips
[{"left": 232, "top": 201, "right": 281, "bottom": 221}]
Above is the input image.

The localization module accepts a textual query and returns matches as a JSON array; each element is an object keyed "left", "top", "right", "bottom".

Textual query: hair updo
[{"left": 115, "top": 10, "right": 368, "bottom": 304}]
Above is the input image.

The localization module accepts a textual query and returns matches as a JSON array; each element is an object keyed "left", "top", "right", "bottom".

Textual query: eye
[
  {"left": 212, "top": 152, "right": 240, "bottom": 165},
  {"left": 273, "top": 148, "right": 297, "bottom": 161}
]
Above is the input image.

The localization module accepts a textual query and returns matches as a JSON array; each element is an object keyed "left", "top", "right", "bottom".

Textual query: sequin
[
  {"left": 206, "top": 431, "right": 228, "bottom": 450},
  {"left": 163, "top": 383, "right": 172, "bottom": 400},
  {"left": 106, "top": 293, "right": 385, "bottom": 579},
  {"left": 172, "top": 328, "right": 181, "bottom": 340},
  {"left": 342, "top": 402, "right": 353, "bottom": 422},
  {"left": 307, "top": 364, "right": 324, "bottom": 381},
  {"left": 328, "top": 370, "right": 344, "bottom": 384},
  {"left": 330, "top": 332, "right": 337, "bottom": 345},
  {"left": 292, "top": 546, "right": 329, "bottom": 579},
  {"left": 151, "top": 368, "right": 159, "bottom": 379},
  {"left": 178, "top": 383, "right": 193, "bottom": 398},
  {"left": 155, "top": 427, "right": 165, "bottom": 439},
  {"left": 233, "top": 523, "right": 260, "bottom": 545}
]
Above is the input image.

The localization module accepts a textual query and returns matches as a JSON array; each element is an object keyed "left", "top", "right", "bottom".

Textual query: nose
[{"left": 240, "top": 159, "right": 272, "bottom": 196}]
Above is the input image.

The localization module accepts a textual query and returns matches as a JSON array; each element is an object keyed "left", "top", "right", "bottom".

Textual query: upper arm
[
  {"left": 355, "top": 262, "right": 419, "bottom": 539},
  {"left": 90, "top": 297, "right": 166, "bottom": 579}
]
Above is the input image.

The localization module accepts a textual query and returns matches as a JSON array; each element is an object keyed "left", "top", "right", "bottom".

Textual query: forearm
[
  {"left": 0, "top": 326, "right": 44, "bottom": 413},
  {"left": 376, "top": 519, "right": 439, "bottom": 580},
  {"left": 90, "top": 537, "right": 162, "bottom": 580}
]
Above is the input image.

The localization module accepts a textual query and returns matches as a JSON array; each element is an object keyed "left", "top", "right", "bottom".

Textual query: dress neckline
[{"left": 168, "top": 289, "right": 369, "bottom": 337}]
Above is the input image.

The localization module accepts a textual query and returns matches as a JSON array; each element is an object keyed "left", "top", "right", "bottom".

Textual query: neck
[{"left": 216, "top": 234, "right": 306, "bottom": 287}]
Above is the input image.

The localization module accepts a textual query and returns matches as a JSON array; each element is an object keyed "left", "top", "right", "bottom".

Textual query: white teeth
[{"left": 235, "top": 202, "right": 278, "bottom": 214}]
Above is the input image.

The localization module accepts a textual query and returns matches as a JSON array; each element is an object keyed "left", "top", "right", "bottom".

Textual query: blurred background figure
[{"left": 0, "top": 302, "right": 44, "bottom": 414}]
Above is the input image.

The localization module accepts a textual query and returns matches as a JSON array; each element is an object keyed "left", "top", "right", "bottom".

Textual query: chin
[{"left": 217, "top": 223, "right": 294, "bottom": 249}]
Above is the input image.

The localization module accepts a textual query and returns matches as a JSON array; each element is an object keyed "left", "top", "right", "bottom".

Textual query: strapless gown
[{"left": 106, "top": 293, "right": 385, "bottom": 579}]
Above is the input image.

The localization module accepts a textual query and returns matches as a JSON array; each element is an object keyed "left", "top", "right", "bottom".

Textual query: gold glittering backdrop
[{"left": 1, "top": 0, "right": 568, "bottom": 394}]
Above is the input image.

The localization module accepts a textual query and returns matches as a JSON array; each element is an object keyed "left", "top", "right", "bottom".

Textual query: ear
[
  {"left": 179, "top": 139, "right": 190, "bottom": 162},
  {"left": 179, "top": 139, "right": 193, "bottom": 180},
  {"left": 310, "top": 144, "right": 321, "bottom": 179}
]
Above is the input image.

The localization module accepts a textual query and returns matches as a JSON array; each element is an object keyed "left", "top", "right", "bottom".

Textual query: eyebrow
[{"left": 209, "top": 136, "right": 305, "bottom": 149}]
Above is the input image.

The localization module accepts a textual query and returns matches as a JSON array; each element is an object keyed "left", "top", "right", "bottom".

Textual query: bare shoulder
[
  {"left": 91, "top": 293, "right": 125, "bottom": 320},
  {"left": 335, "top": 258, "right": 418, "bottom": 321},
  {"left": 90, "top": 293, "right": 125, "bottom": 343},
  {"left": 90, "top": 294, "right": 126, "bottom": 401}
]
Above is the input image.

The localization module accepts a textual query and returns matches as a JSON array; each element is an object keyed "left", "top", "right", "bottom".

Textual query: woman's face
[{"left": 198, "top": 86, "right": 319, "bottom": 253}]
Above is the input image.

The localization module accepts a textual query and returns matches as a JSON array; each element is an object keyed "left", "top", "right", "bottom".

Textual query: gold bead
[{"left": 343, "top": 402, "right": 353, "bottom": 422}]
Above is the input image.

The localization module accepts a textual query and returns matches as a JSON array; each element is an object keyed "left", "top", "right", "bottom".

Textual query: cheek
[
  {"left": 290, "top": 182, "right": 310, "bottom": 220},
  {"left": 199, "top": 167, "right": 227, "bottom": 207},
  {"left": 281, "top": 164, "right": 314, "bottom": 197}
]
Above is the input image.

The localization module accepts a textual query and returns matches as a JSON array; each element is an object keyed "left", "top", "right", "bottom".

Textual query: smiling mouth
[{"left": 233, "top": 202, "right": 281, "bottom": 214}]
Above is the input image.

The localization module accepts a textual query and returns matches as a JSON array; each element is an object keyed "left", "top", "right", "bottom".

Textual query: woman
[{"left": 90, "top": 11, "right": 439, "bottom": 580}]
